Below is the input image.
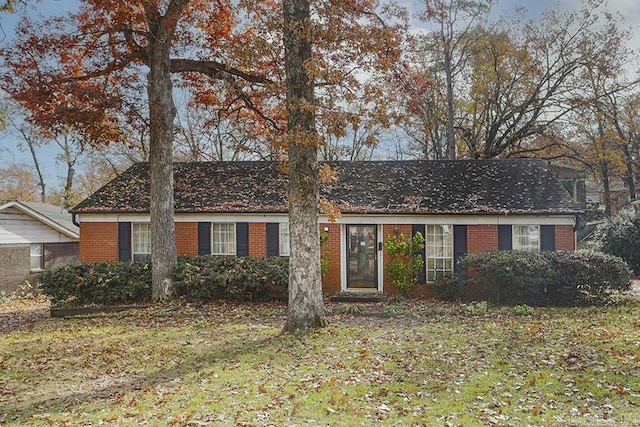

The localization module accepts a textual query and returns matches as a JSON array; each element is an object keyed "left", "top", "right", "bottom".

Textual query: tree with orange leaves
[
  {"left": 2, "top": 0, "right": 274, "bottom": 301},
  {"left": 2, "top": 0, "right": 404, "bottom": 330}
]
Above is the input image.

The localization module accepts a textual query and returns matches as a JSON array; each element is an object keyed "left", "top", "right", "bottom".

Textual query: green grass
[{"left": 1, "top": 298, "right": 639, "bottom": 426}]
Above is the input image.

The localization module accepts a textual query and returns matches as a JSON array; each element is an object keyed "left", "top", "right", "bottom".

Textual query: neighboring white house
[{"left": 0, "top": 200, "right": 79, "bottom": 293}]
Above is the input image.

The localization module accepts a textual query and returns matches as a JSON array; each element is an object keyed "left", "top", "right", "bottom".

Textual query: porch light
[
  {"left": 393, "top": 226, "right": 400, "bottom": 234},
  {"left": 323, "top": 226, "right": 329, "bottom": 232}
]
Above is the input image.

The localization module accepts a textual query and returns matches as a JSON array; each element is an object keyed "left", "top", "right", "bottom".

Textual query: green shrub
[
  {"left": 463, "top": 301, "right": 488, "bottom": 316},
  {"left": 174, "top": 256, "right": 289, "bottom": 302},
  {"left": 39, "top": 256, "right": 289, "bottom": 307},
  {"left": 512, "top": 304, "right": 536, "bottom": 316},
  {"left": 594, "top": 208, "right": 640, "bottom": 274},
  {"left": 544, "top": 250, "right": 632, "bottom": 305},
  {"left": 432, "top": 272, "right": 466, "bottom": 301},
  {"left": 460, "top": 250, "right": 632, "bottom": 306},
  {"left": 38, "top": 262, "right": 152, "bottom": 306},
  {"left": 335, "top": 303, "right": 367, "bottom": 315},
  {"left": 460, "top": 251, "right": 548, "bottom": 305},
  {"left": 383, "top": 232, "right": 424, "bottom": 297}
]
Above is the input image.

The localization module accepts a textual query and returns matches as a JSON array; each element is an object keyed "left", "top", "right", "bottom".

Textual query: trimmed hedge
[
  {"left": 174, "top": 256, "right": 288, "bottom": 302},
  {"left": 38, "top": 262, "right": 152, "bottom": 306},
  {"left": 459, "top": 250, "right": 632, "bottom": 306},
  {"left": 39, "top": 256, "right": 289, "bottom": 306}
]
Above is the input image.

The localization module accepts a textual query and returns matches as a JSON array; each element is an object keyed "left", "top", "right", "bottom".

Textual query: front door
[{"left": 346, "top": 225, "right": 377, "bottom": 289}]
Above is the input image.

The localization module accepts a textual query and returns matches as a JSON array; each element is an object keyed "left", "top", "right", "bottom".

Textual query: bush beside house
[
  {"left": 39, "top": 256, "right": 289, "bottom": 307},
  {"left": 173, "top": 256, "right": 288, "bottom": 302},
  {"left": 458, "top": 250, "right": 632, "bottom": 306},
  {"left": 594, "top": 208, "right": 640, "bottom": 275}
]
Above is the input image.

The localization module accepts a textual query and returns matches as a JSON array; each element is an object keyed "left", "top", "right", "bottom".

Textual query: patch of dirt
[{"left": 0, "top": 296, "right": 50, "bottom": 334}]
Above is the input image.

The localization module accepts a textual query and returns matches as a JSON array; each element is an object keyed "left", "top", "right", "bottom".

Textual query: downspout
[{"left": 72, "top": 213, "right": 80, "bottom": 227}]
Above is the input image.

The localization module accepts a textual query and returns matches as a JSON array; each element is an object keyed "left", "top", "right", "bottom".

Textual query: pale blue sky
[{"left": 0, "top": 0, "right": 639, "bottom": 195}]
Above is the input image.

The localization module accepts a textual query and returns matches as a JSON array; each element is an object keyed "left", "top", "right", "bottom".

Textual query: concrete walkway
[{"left": 631, "top": 280, "right": 640, "bottom": 297}]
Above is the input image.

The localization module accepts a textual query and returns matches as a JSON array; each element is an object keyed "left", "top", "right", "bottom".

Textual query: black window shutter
[
  {"left": 498, "top": 225, "right": 512, "bottom": 250},
  {"left": 266, "top": 223, "right": 280, "bottom": 257},
  {"left": 453, "top": 225, "right": 467, "bottom": 273},
  {"left": 197, "top": 222, "right": 211, "bottom": 255},
  {"left": 412, "top": 224, "right": 426, "bottom": 284},
  {"left": 540, "top": 225, "right": 555, "bottom": 251},
  {"left": 236, "top": 222, "right": 249, "bottom": 256},
  {"left": 118, "top": 222, "right": 132, "bottom": 262}
]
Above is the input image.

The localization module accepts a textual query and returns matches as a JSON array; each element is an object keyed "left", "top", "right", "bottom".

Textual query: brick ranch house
[{"left": 71, "top": 159, "right": 581, "bottom": 297}]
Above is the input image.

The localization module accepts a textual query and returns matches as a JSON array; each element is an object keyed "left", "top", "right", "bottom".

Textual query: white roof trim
[
  {"left": 75, "top": 212, "right": 575, "bottom": 226},
  {"left": 0, "top": 200, "right": 80, "bottom": 240}
]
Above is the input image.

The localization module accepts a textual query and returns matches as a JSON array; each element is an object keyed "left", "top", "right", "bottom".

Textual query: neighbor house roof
[
  {"left": 71, "top": 159, "right": 582, "bottom": 216},
  {"left": 0, "top": 200, "right": 80, "bottom": 239}
]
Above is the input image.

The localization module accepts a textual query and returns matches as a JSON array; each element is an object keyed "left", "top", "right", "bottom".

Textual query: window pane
[
  {"left": 212, "top": 223, "right": 236, "bottom": 255},
  {"left": 132, "top": 223, "right": 151, "bottom": 262},
  {"left": 279, "top": 223, "right": 290, "bottom": 256},
  {"left": 425, "top": 225, "right": 453, "bottom": 282},
  {"left": 513, "top": 225, "right": 539, "bottom": 253},
  {"left": 30, "top": 244, "right": 43, "bottom": 270}
]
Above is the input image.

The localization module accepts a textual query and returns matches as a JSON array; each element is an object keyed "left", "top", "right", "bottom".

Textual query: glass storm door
[{"left": 346, "top": 225, "right": 377, "bottom": 289}]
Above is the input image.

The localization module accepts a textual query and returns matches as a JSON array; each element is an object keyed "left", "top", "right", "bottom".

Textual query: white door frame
[{"left": 340, "top": 224, "right": 383, "bottom": 292}]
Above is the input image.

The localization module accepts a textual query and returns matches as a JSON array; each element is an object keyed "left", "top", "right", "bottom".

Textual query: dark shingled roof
[{"left": 71, "top": 159, "right": 582, "bottom": 215}]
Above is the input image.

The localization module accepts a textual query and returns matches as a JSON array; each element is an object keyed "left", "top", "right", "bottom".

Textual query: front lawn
[{"left": 1, "top": 298, "right": 639, "bottom": 426}]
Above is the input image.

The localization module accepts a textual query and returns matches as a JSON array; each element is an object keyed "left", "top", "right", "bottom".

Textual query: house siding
[
  {"left": 467, "top": 225, "right": 499, "bottom": 253},
  {"left": 176, "top": 222, "right": 198, "bottom": 256},
  {"left": 249, "top": 222, "right": 267, "bottom": 258},
  {"left": 0, "top": 242, "right": 78, "bottom": 294},
  {"left": 0, "top": 245, "right": 30, "bottom": 293},
  {"left": 321, "top": 223, "right": 341, "bottom": 295},
  {"left": 555, "top": 225, "right": 575, "bottom": 250},
  {"left": 44, "top": 242, "right": 79, "bottom": 269},
  {"left": 80, "top": 222, "right": 119, "bottom": 262}
]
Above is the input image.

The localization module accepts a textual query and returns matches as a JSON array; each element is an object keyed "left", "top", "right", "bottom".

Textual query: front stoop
[{"left": 330, "top": 292, "right": 388, "bottom": 303}]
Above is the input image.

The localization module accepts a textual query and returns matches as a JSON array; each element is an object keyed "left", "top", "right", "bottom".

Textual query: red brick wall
[
  {"left": 79, "top": 222, "right": 118, "bottom": 262},
  {"left": 249, "top": 223, "right": 267, "bottom": 258},
  {"left": 467, "top": 224, "right": 499, "bottom": 253},
  {"left": 320, "top": 223, "right": 341, "bottom": 294},
  {"left": 555, "top": 225, "right": 575, "bottom": 250},
  {"left": 176, "top": 222, "right": 198, "bottom": 256}
]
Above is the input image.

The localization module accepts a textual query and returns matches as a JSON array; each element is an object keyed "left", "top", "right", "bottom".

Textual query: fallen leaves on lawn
[
  {"left": 1, "top": 298, "right": 639, "bottom": 426},
  {"left": 0, "top": 295, "right": 50, "bottom": 334}
]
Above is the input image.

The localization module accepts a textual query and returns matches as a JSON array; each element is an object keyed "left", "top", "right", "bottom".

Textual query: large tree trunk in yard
[
  {"left": 147, "top": 13, "right": 179, "bottom": 301},
  {"left": 282, "top": 0, "right": 327, "bottom": 334}
]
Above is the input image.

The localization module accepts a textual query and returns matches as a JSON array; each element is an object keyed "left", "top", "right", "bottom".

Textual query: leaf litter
[{"left": 0, "top": 297, "right": 639, "bottom": 426}]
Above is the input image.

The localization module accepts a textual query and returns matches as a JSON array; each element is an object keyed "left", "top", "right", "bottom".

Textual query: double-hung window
[
  {"left": 30, "top": 243, "right": 44, "bottom": 271},
  {"left": 425, "top": 224, "right": 453, "bottom": 282},
  {"left": 212, "top": 223, "right": 236, "bottom": 255},
  {"left": 279, "top": 223, "right": 290, "bottom": 256},
  {"left": 513, "top": 225, "right": 540, "bottom": 253},
  {"left": 132, "top": 223, "right": 151, "bottom": 262}
]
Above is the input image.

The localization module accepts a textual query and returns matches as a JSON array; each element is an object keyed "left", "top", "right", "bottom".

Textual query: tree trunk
[
  {"left": 147, "top": 17, "right": 178, "bottom": 301},
  {"left": 622, "top": 140, "right": 636, "bottom": 201},
  {"left": 443, "top": 46, "right": 456, "bottom": 160},
  {"left": 282, "top": 0, "right": 327, "bottom": 334},
  {"left": 600, "top": 159, "right": 612, "bottom": 217},
  {"left": 24, "top": 134, "right": 45, "bottom": 202}
]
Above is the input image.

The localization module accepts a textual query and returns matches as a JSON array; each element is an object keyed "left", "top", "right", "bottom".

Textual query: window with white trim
[
  {"left": 132, "top": 223, "right": 151, "bottom": 262},
  {"left": 513, "top": 225, "right": 540, "bottom": 253},
  {"left": 279, "top": 223, "right": 290, "bottom": 256},
  {"left": 30, "top": 244, "right": 43, "bottom": 271},
  {"left": 425, "top": 224, "right": 453, "bottom": 282},
  {"left": 212, "top": 223, "right": 236, "bottom": 255}
]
